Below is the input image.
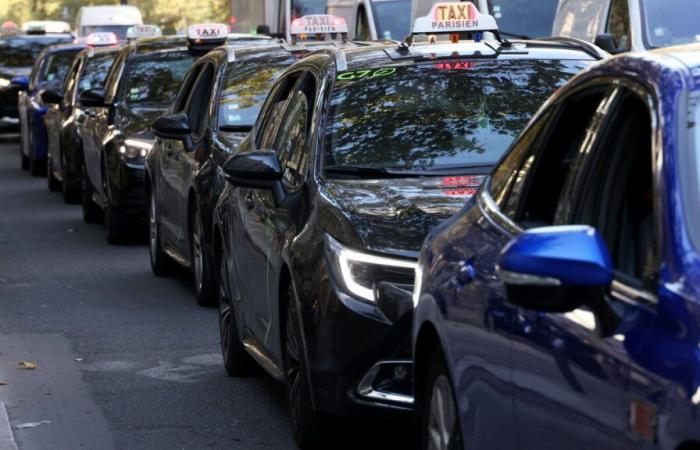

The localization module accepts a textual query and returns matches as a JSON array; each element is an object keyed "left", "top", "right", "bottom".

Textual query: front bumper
[
  {"left": 29, "top": 107, "right": 48, "bottom": 160},
  {"left": 306, "top": 273, "right": 415, "bottom": 417},
  {"left": 0, "top": 87, "right": 19, "bottom": 132},
  {"left": 111, "top": 161, "right": 146, "bottom": 218}
]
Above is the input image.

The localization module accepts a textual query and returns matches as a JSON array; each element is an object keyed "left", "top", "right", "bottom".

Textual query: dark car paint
[
  {"left": 212, "top": 40, "right": 600, "bottom": 418},
  {"left": 46, "top": 47, "right": 122, "bottom": 191}
]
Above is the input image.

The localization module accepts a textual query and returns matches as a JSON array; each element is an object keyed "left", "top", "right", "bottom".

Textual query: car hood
[{"left": 318, "top": 175, "right": 486, "bottom": 258}]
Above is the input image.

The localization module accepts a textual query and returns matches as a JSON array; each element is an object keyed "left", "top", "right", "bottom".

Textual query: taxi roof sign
[
  {"left": 126, "top": 25, "right": 162, "bottom": 40},
  {"left": 86, "top": 32, "right": 118, "bottom": 47},
  {"left": 187, "top": 23, "right": 228, "bottom": 42},
  {"left": 290, "top": 15, "right": 348, "bottom": 36},
  {"left": 412, "top": 2, "right": 498, "bottom": 35}
]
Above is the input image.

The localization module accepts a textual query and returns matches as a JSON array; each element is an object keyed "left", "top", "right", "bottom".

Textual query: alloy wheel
[
  {"left": 428, "top": 374, "right": 459, "bottom": 450},
  {"left": 218, "top": 261, "right": 232, "bottom": 364},
  {"left": 149, "top": 194, "right": 158, "bottom": 263},
  {"left": 192, "top": 212, "right": 204, "bottom": 294}
]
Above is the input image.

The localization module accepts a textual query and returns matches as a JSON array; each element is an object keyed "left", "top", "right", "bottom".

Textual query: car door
[
  {"left": 490, "top": 83, "right": 658, "bottom": 448},
  {"left": 236, "top": 70, "right": 311, "bottom": 355},
  {"left": 52, "top": 57, "right": 80, "bottom": 176},
  {"left": 155, "top": 63, "right": 205, "bottom": 248}
]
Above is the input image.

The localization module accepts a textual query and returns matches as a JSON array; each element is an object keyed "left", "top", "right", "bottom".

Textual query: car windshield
[
  {"left": 78, "top": 52, "right": 117, "bottom": 94},
  {"left": 82, "top": 25, "right": 133, "bottom": 41},
  {"left": 372, "top": 0, "right": 412, "bottom": 40},
  {"left": 0, "top": 35, "right": 73, "bottom": 68},
  {"left": 219, "top": 57, "right": 293, "bottom": 129},
  {"left": 325, "top": 60, "right": 589, "bottom": 173},
  {"left": 641, "top": 0, "right": 700, "bottom": 48},
  {"left": 489, "top": 0, "right": 558, "bottom": 38},
  {"left": 124, "top": 52, "right": 194, "bottom": 107},
  {"left": 41, "top": 50, "right": 80, "bottom": 84}
]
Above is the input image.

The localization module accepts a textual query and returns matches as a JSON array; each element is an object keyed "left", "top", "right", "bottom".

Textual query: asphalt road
[{"left": 0, "top": 140, "right": 299, "bottom": 449}]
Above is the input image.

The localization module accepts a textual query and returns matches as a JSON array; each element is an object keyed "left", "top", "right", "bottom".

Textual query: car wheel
[
  {"left": 47, "top": 155, "right": 61, "bottom": 192},
  {"left": 81, "top": 161, "right": 102, "bottom": 223},
  {"left": 148, "top": 189, "right": 172, "bottom": 276},
  {"left": 62, "top": 152, "right": 80, "bottom": 204},
  {"left": 283, "top": 286, "right": 333, "bottom": 449},
  {"left": 20, "top": 152, "right": 29, "bottom": 170},
  {"left": 191, "top": 205, "right": 217, "bottom": 306},
  {"left": 30, "top": 158, "right": 46, "bottom": 177},
  {"left": 218, "top": 255, "right": 257, "bottom": 376},
  {"left": 421, "top": 350, "right": 463, "bottom": 450}
]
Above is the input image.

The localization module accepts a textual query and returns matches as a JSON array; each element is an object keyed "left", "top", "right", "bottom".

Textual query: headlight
[
  {"left": 326, "top": 234, "right": 417, "bottom": 303},
  {"left": 119, "top": 138, "right": 153, "bottom": 164},
  {"left": 0, "top": 78, "right": 9, "bottom": 88}
]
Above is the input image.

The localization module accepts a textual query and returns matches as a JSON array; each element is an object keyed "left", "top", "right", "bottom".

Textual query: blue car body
[
  {"left": 19, "top": 44, "right": 84, "bottom": 169},
  {"left": 413, "top": 43, "right": 700, "bottom": 450}
]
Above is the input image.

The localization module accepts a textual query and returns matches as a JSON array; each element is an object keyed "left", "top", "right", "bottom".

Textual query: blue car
[
  {"left": 18, "top": 43, "right": 85, "bottom": 175},
  {"left": 413, "top": 43, "right": 700, "bottom": 449}
]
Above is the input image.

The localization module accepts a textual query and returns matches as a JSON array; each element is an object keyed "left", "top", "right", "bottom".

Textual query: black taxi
[
  {"left": 146, "top": 15, "right": 370, "bottom": 305},
  {"left": 213, "top": 3, "right": 607, "bottom": 447},
  {"left": 78, "top": 24, "right": 271, "bottom": 243}
]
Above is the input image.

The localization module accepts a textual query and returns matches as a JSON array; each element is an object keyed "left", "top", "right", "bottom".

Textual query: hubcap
[
  {"left": 218, "top": 262, "right": 231, "bottom": 362},
  {"left": 149, "top": 194, "right": 158, "bottom": 261},
  {"left": 193, "top": 212, "right": 204, "bottom": 293},
  {"left": 428, "top": 374, "right": 459, "bottom": 450}
]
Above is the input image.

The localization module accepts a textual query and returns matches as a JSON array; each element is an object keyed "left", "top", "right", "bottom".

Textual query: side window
[
  {"left": 576, "top": 88, "right": 657, "bottom": 286},
  {"left": 184, "top": 64, "right": 215, "bottom": 137},
  {"left": 62, "top": 58, "right": 81, "bottom": 106},
  {"left": 271, "top": 74, "right": 316, "bottom": 187},
  {"left": 104, "top": 51, "right": 126, "bottom": 103},
  {"left": 504, "top": 87, "right": 610, "bottom": 226},
  {"left": 256, "top": 72, "right": 302, "bottom": 149},
  {"left": 173, "top": 65, "right": 202, "bottom": 113},
  {"left": 606, "top": 0, "right": 631, "bottom": 50}
]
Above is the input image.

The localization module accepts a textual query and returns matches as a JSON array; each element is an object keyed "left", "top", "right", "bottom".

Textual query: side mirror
[
  {"left": 594, "top": 33, "right": 622, "bottom": 54},
  {"left": 151, "top": 113, "right": 192, "bottom": 140},
  {"left": 10, "top": 75, "right": 29, "bottom": 90},
  {"left": 498, "top": 225, "right": 613, "bottom": 313},
  {"left": 221, "top": 150, "right": 283, "bottom": 189},
  {"left": 79, "top": 88, "right": 106, "bottom": 108},
  {"left": 40, "top": 89, "right": 63, "bottom": 105}
]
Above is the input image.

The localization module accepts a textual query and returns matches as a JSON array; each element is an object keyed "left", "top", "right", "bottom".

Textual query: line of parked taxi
[{"left": 6, "top": 2, "right": 700, "bottom": 449}]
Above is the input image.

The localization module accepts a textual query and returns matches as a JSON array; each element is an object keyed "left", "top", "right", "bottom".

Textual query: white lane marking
[{"left": 0, "top": 402, "right": 18, "bottom": 450}]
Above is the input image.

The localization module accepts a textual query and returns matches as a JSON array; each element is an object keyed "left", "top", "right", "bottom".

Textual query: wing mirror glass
[
  {"left": 221, "top": 150, "right": 283, "bottom": 188},
  {"left": 10, "top": 75, "right": 29, "bottom": 90},
  {"left": 498, "top": 225, "right": 613, "bottom": 313},
  {"left": 40, "top": 88, "right": 63, "bottom": 104},
  {"left": 78, "top": 88, "right": 107, "bottom": 108},
  {"left": 594, "top": 33, "right": 623, "bottom": 54}
]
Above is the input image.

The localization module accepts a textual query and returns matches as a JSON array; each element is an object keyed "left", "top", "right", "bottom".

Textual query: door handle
[{"left": 244, "top": 192, "right": 255, "bottom": 210}]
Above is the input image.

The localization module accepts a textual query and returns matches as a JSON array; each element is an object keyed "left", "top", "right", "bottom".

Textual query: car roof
[
  {"left": 42, "top": 43, "right": 87, "bottom": 54},
  {"left": 0, "top": 33, "right": 73, "bottom": 40},
  {"left": 217, "top": 40, "right": 364, "bottom": 65},
  {"left": 336, "top": 39, "right": 603, "bottom": 72},
  {"left": 129, "top": 34, "right": 272, "bottom": 56}
]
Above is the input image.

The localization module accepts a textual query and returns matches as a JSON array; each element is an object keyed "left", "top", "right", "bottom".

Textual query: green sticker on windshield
[{"left": 336, "top": 67, "right": 396, "bottom": 81}]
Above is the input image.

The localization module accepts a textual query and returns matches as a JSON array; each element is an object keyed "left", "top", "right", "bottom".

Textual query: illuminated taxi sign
[
  {"left": 412, "top": 2, "right": 498, "bottom": 35},
  {"left": 290, "top": 15, "right": 348, "bottom": 36},
  {"left": 187, "top": 23, "right": 228, "bottom": 42},
  {"left": 86, "top": 32, "right": 118, "bottom": 47},
  {"left": 126, "top": 25, "right": 162, "bottom": 40}
]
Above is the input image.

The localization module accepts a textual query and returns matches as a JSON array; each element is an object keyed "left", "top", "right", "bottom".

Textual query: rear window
[
  {"left": 218, "top": 57, "right": 295, "bottom": 128},
  {"left": 490, "top": 0, "right": 559, "bottom": 39},
  {"left": 0, "top": 35, "right": 73, "bottom": 67},
  {"left": 41, "top": 50, "right": 80, "bottom": 84},
  {"left": 78, "top": 52, "right": 117, "bottom": 94},
  {"left": 325, "top": 59, "right": 590, "bottom": 173},
  {"left": 124, "top": 51, "right": 194, "bottom": 107}
]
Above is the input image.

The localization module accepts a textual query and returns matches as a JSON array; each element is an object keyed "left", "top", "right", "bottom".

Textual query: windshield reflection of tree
[
  {"left": 0, "top": 37, "right": 71, "bottom": 68},
  {"left": 326, "top": 60, "right": 578, "bottom": 171},
  {"left": 78, "top": 56, "right": 115, "bottom": 94},
  {"left": 127, "top": 55, "right": 193, "bottom": 107}
]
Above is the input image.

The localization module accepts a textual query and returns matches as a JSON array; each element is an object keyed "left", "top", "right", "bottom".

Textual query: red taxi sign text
[
  {"left": 86, "top": 32, "right": 118, "bottom": 47},
  {"left": 412, "top": 2, "right": 498, "bottom": 35},
  {"left": 187, "top": 23, "right": 228, "bottom": 41},
  {"left": 290, "top": 14, "right": 348, "bottom": 36},
  {"left": 126, "top": 25, "right": 162, "bottom": 40}
]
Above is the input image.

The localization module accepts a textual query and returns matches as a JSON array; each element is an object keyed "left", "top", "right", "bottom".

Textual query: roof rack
[
  {"left": 532, "top": 36, "right": 609, "bottom": 60},
  {"left": 305, "top": 47, "right": 348, "bottom": 71}
]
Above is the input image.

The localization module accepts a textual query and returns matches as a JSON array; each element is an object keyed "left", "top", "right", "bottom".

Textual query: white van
[
  {"left": 74, "top": 5, "right": 143, "bottom": 41},
  {"left": 326, "top": 0, "right": 412, "bottom": 40},
  {"left": 412, "top": 0, "right": 559, "bottom": 40},
  {"left": 552, "top": 0, "right": 699, "bottom": 53}
]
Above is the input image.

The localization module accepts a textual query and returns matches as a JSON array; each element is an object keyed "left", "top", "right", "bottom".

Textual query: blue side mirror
[
  {"left": 498, "top": 225, "right": 613, "bottom": 313},
  {"left": 10, "top": 75, "right": 29, "bottom": 90}
]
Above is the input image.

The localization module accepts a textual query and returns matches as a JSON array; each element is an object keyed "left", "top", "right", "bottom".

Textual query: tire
[
  {"left": 47, "top": 156, "right": 61, "bottom": 192},
  {"left": 148, "top": 188, "right": 173, "bottom": 276},
  {"left": 81, "top": 161, "right": 102, "bottom": 223},
  {"left": 218, "top": 254, "right": 257, "bottom": 376},
  {"left": 62, "top": 152, "right": 81, "bottom": 204},
  {"left": 191, "top": 204, "right": 217, "bottom": 306},
  {"left": 30, "top": 158, "right": 46, "bottom": 177},
  {"left": 420, "top": 349, "right": 463, "bottom": 450},
  {"left": 283, "top": 286, "right": 334, "bottom": 449},
  {"left": 21, "top": 152, "right": 29, "bottom": 170},
  {"left": 104, "top": 200, "right": 128, "bottom": 244}
]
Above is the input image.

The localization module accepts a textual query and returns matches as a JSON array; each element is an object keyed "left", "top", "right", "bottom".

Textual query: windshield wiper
[
  {"left": 325, "top": 165, "right": 431, "bottom": 178},
  {"left": 219, "top": 124, "right": 253, "bottom": 133}
]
